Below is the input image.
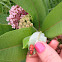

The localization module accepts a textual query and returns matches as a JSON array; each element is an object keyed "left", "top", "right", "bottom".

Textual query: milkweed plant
[{"left": 0, "top": 0, "right": 62, "bottom": 62}]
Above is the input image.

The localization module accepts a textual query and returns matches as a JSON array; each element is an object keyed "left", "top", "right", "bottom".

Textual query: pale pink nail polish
[{"left": 35, "top": 42, "right": 45, "bottom": 53}]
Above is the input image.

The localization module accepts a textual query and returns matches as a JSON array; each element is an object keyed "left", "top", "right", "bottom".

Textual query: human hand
[{"left": 26, "top": 40, "right": 62, "bottom": 62}]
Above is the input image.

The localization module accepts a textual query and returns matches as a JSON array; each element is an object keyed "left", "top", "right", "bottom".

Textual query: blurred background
[{"left": 0, "top": 0, "right": 62, "bottom": 15}]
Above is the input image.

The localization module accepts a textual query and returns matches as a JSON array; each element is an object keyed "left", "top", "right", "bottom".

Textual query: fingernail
[{"left": 35, "top": 42, "right": 45, "bottom": 53}]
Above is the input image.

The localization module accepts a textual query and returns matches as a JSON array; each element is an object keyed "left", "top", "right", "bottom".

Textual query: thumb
[{"left": 35, "top": 41, "right": 62, "bottom": 62}]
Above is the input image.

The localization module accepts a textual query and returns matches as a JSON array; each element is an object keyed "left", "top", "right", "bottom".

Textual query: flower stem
[{"left": 33, "top": 26, "right": 38, "bottom": 32}]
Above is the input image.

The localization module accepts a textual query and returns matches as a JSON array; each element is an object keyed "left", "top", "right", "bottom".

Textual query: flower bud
[
  {"left": 19, "top": 23, "right": 22, "bottom": 26},
  {"left": 20, "top": 19, "right": 25, "bottom": 23},
  {"left": 23, "top": 22, "right": 26, "bottom": 26},
  {"left": 27, "top": 21, "right": 31, "bottom": 24},
  {"left": 25, "top": 17, "right": 30, "bottom": 21},
  {"left": 22, "top": 25, "right": 25, "bottom": 28},
  {"left": 19, "top": 14, "right": 33, "bottom": 29},
  {"left": 30, "top": 23, "right": 33, "bottom": 26},
  {"left": 26, "top": 24, "right": 29, "bottom": 27}
]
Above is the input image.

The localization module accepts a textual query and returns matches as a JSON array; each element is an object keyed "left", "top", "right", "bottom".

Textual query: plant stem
[{"left": 33, "top": 26, "right": 38, "bottom": 32}]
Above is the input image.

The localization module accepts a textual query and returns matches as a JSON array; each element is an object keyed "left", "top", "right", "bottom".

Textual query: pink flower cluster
[{"left": 6, "top": 5, "right": 28, "bottom": 29}]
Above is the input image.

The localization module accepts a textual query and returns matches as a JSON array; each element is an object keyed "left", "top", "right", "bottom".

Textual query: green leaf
[
  {"left": 0, "top": 27, "right": 36, "bottom": 62},
  {"left": 0, "top": 13, "right": 8, "bottom": 24},
  {"left": 42, "top": 0, "right": 51, "bottom": 11},
  {"left": 21, "top": 59, "right": 26, "bottom": 62},
  {"left": 0, "top": 45, "right": 27, "bottom": 62},
  {"left": 23, "top": 36, "right": 30, "bottom": 49},
  {"left": 0, "top": 4, "right": 2, "bottom": 13},
  {"left": 0, "top": 27, "right": 35, "bottom": 49},
  {"left": 42, "top": 2, "right": 62, "bottom": 38},
  {"left": 12, "top": 0, "right": 47, "bottom": 30},
  {"left": 0, "top": 24, "right": 13, "bottom": 36},
  {"left": 42, "top": 1, "right": 48, "bottom": 15}
]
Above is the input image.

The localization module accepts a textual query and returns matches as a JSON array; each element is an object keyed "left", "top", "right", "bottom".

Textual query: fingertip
[
  {"left": 34, "top": 41, "right": 61, "bottom": 62},
  {"left": 49, "top": 40, "right": 59, "bottom": 50},
  {"left": 26, "top": 53, "right": 39, "bottom": 62}
]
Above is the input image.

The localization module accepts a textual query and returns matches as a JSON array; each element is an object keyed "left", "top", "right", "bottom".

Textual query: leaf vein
[
  {"left": 43, "top": 20, "right": 62, "bottom": 32},
  {"left": 0, "top": 44, "right": 21, "bottom": 51}
]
